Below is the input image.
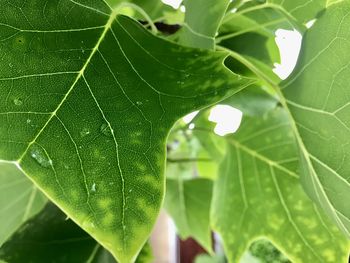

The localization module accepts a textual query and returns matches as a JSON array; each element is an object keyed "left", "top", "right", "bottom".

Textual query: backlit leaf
[
  {"left": 164, "top": 178, "right": 213, "bottom": 252},
  {"left": 0, "top": 162, "right": 46, "bottom": 246},
  {"left": 177, "top": 0, "right": 230, "bottom": 49},
  {"left": 282, "top": 0, "right": 350, "bottom": 240},
  {"left": 210, "top": 108, "right": 350, "bottom": 262}
]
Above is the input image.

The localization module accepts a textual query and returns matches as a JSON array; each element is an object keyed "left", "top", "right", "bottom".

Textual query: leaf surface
[
  {"left": 0, "top": 1, "right": 251, "bottom": 261},
  {"left": 268, "top": 0, "right": 327, "bottom": 23},
  {"left": 210, "top": 108, "right": 350, "bottom": 262},
  {"left": 0, "top": 162, "right": 46, "bottom": 246},
  {"left": 164, "top": 178, "right": 213, "bottom": 252},
  {"left": 282, "top": 0, "right": 350, "bottom": 239},
  {"left": 0, "top": 203, "right": 153, "bottom": 263},
  {"left": 177, "top": 0, "right": 230, "bottom": 49}
]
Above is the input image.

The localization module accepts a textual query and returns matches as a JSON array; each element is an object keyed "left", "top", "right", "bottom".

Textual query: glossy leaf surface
[{"left": 0, "top": 1, "right": 252, "bottom": 261}]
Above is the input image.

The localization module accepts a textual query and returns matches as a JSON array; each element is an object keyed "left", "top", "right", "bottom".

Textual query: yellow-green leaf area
[
  {"left": 210, "top": 108, "right": 350, "bottom": 263},
  {"left": 282, "top": 0, "right": 350, "bottom": 239},
  {"left": 0, "top": 0, "right": 252, "bottom": 262}
]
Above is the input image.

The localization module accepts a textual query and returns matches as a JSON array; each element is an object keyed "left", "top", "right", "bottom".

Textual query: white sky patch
[
  {"left": 162, "top": 0, "right": 182, "bottom": 9},
  {"left": 209, "top": 105, "right": 243, "bottom": 136},
  {"left": 305, "top": 19, "right": 317, "bottom": 28},
  {"left": 273, "top": 29, "right": 302, "bottom": 80},
  {"left": 183, "top": 111, "right": 199, "bottom": 124}
]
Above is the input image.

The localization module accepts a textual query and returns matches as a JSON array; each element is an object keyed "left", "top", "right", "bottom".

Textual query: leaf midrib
[
  {"left": 228, "top": 138, "right": 299, "bottom": 178},
  {"left": 12, "top": 6, "right": 129, "bottom": 255},
  {"left": 17, "top": 10, "right": 118, "bottom": 163}
]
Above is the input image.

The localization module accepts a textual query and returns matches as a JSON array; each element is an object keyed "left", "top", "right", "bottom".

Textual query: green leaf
[
  {"left": 177, "top": 0, "right": 230, "bottom": 49},
  {"left": 0, "top": 1, "right": 252, "bottom": 261},
  {"left": 211, "top": 108, "right": 350, "bottom": 262},
  {"left": 194, "top": 254, "right": 225, "bottom": 263},
  {"left": 106, "top": 0, "right": 178, "bottom": 22},
  {"left": 282, "top": 0, "right": 350, "bottom": 240},
  {"left": 0, "top": 162, "right": 46, "bottom": 246},
  {"left": 249, "top": 239, "right": 290, "bottom": 263},
  {"left": 218, "top": 6, "right": 292, "bottom": 65},
  {"left": 0, "top": 203, "right": 153, "bottom": 263},
  {"left": 164, "top": 178, "right": 213, "bottom": 253},
  {"left": 223, "top": 85, "right": 278, "bottom": 116},
  {"left": 268, "top": 0, "right": 327, "bottom": 23}
]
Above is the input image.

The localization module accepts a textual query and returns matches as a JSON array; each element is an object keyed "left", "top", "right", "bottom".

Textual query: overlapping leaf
[
  {"left": 0, "top": 203, "right": 153, "bottom": 263},
  {"left": 177, "top": 0, "right": 230, "bottom": 49},
  {"left": 0, "top": 0, "right": 252, "bottom": 261},
  {"left": 209, "top": 108, "right": 350, "bottom": 262},
  {"left": 268, "top": 0, "right": 327, "bottom": 23},
  {"left": 282, "top": 0, "right": 350, "bottom": 239},
  {"left": 0, "top": 163, "right": 46, "bottom": 246},
  {"left": 164, "top": 178, "right": 213, "bottom": 253}
]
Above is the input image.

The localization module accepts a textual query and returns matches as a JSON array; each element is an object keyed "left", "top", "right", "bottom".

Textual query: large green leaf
[
  {"left": 0, "top": 162, "right": 46, "bottom": 246},
  {"left": 0, "top": 203, "right": 153, "bottom": 263},
  {"left": 164, "top": 178, "right": 213, "bottom": 253},
  {"left": 177, "top": 0, "right": 230, "bottom": 49},
  {"left": 268, "top": 0, "right": 327, "bottom": 23},
  {"left": 282, "top": 0, "right": 350, "bottom": 239},
  {"left": 210, "top": 108, "right": 350, "bottom": 262},
  {"left": 0, "top": 1, "right": 252, "bottom": 261},
  {"left": 223, "top": 85, "right": 278, "bottom": 116}
]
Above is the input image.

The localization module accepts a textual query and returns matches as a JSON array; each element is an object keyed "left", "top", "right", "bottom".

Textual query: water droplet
[
  {"left": 30, "top": 148, "right": 53, "bottom": 168},
  {"left": 91, "top": 183, "right": 96, "bottom": 193},
  {"left": 80, "top": 127, "right": 90, "bottom": 137},
  {"left": 100, "top": 123, "right": 112, "bottom": 137},
  {"left": 136, "top": 101, "right": 143, "bottom": 106},
  {"left": 129, "top": 189, "right": 132, "bottom": 193},
  {"left": 13, "top": 98, "right": 23, "bottom": 106}
]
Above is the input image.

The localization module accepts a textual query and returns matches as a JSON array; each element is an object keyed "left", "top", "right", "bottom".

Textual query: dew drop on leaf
[
  {"left": 30, "top": 148, "right": 53, "bottom": 168},
  {"left": 100, "top": 123, "right": 112, "bottom": 137},
  {"left": 13, "top": 98, "right": 23, "bottom": 106},
  {"left": 91, "top": 183, "right": 96, "bottom": 193},
  {"left": 80, "top": 127, "right": 90, "bottom": 137}
]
